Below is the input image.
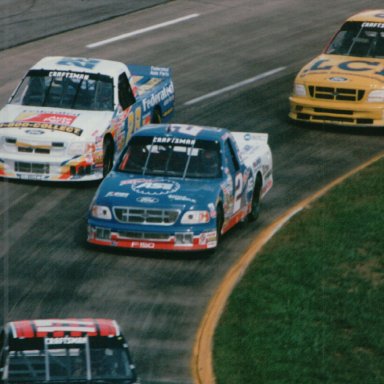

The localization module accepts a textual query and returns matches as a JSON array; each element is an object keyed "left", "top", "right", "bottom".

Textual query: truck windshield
[
  {"left": 325, "top": 21, "right": 384, "bottom": 58},
  {"left": 4, "top": 336, "right": 135, "bottom": 383},
  {"left": 10, "top": 70, "right": 114, "bottom": 111},
  {"left": 118, "top": 136, "right": 222, "bottom": 179}
]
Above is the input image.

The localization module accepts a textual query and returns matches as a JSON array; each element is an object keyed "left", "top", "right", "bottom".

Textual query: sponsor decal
[
  {"left": 150, "top": 66, "right": 171, "bottom": 77},
  {"left": 131, "top": 180, "right": 180, "bottom": 195},
  {"left": 48, "top": 71, "right": 90, "bottom": 80},
  {"left": 142, "top": 83, "right": 174, "bottom": 112},
  {"left": 208, "top": 203, "right": 216, "bottom": 218},
  {"left": 304, "top": 58, "right": 384, "bottom": 77},
  {"left": 328, "top": 76, "right": 348, "bottom": 82},
  {"left": 106, "top": 191, "right": 129, "bottom": 198},
  {"left": 132, "top": 241, "right": 155, "bottom": 249},
  {"left": 244, "top": 133, "right": 252, "bottom": 141},
  {"left": 45, "top": 337, "right": 87, "bottom": 345},
  {"left": 136, "top": 196, "right": 159, "bottom": 203},
  {"left": 374, "top": 13, "right": 384, "bottom": 19},
  {"left": 153, "top": 136, "right": 196, "bottom": 145},
  {"left": 243, "top": 144, "right": 253, "bottom": 152},
  {"left": 19, "top": 112, "right": 78, "bottom": 126},
  {"left": 168, "top": 194, "right": 196, "bottom": 203},
  {"left": 362, "top": 22, "right": 384, "bottom": 28},
  {"left": 199, "top": 230, "right": 217, "bottom": 246},
  {"left": 120, "top": 178, "right": 146, "bottom": 186},
  {"left": 0, "top": 122, "right": 83, "bottom": 136}
]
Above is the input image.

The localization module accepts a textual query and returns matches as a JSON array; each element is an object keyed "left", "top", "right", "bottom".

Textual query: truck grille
[
  {"left": 308, "top": 86, "right": 365, "bottom": 101},
  {"left": 113, "top": 207, "right": 180, "bottom": 225},
  {"left": 15, "top": 162, "right": 49, "bottom": 174},
  {"left": 4, "top": 137, "right": 65, "bottom": 155},
  {"left": 119, "top": 231, "right": 170, "bottom": 240}
]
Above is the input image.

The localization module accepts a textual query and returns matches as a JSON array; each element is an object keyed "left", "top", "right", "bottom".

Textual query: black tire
[
  {"left": 103, "top": 137, "right": 114, "bottom": 177},
  {"left": 248, "top": 176, "right": 262, "bottom": 222},
  {"left": 216, "top": 205, "right": 224, "bottom": 246},
  {"left": 151, "top": 107, "right": 162, "bottom": 124}
]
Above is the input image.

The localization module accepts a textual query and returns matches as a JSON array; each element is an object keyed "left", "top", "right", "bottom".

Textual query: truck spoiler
[
  {"left": 231, "top": 132, "right": 269, "bottom": 144},
  {"left": 127, "top": 64, "right": 172, "bottom": 79}
]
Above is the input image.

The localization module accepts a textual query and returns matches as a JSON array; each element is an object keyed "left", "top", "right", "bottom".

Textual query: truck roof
[
  {"left": 6, "top": 318, "right": 121, "bottom": 339},
  {"left": 135, "top": 124, "right": 230, "bottom": 142},
  {"left": 347, "top": 9, "right": 384, "bottom": 22},
  {"left": 30, "top": 56, "right": 127, "bottom": 78}
]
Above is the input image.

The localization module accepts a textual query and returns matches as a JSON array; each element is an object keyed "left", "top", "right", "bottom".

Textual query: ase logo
[{"left": 131, "top": 180, "right": 180, "bottom": 195}]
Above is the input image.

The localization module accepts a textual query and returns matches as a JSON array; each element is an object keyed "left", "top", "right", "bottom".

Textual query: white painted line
[
  {"left": 86, "top": 13, "right": 200, "bottom": 49},
  {"left": 184, "top": 66, "right": 287, "bottom": 106}
]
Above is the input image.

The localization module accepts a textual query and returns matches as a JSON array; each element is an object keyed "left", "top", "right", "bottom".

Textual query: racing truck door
[
  {"left": 117, "top": 72, "right": 142, "bottom": 149},
  {"left": 223, "top": 137, "right": 245, "bottom": 220}
]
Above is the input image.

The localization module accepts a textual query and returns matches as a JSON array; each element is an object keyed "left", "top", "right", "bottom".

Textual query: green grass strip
[{"left": 214, "top": 157, "right": 384, "bottom": 384}]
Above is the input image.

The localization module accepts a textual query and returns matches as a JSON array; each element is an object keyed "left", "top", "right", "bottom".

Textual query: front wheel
[
  {"left": 103, "top": 138, "right": 114, "bottom": 177},
  {"left": 248, "top": 176, "right": 262, "bottom": 222},
  {"left": 216, "top": 205, "right": 224, "bottom": 246}
]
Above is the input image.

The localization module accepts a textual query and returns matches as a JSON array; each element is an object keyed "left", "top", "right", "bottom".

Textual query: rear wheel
[
  {"left": 151, "top": 107, "right": 162, "bottom": 124},
  {"left": 103, "top": 137, "right": 114, "bottom": 177},
  {"left": 248, "top": 176, "right": 262, "bottom": 222}
]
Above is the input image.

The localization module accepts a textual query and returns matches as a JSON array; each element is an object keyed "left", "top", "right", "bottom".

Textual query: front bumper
[
  {"left": 87, "top": 222, "right": 218, "bottom": 251},
  {"left": 0, "top": 152, "right": 102, "bottom": 181},
  {"left": 289, "top": 96, "right": 384, "bottom": 127}
]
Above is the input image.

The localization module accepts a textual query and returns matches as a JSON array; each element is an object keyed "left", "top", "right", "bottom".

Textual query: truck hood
[
  {"left": 0, "top": 104, "right": 114, "bottom": 141},
  {"left": 297, "top": 54, "right": 384, "bottom": 89},
  {"left": 95, "top": 172, "right": 222, "bottom": 210}
]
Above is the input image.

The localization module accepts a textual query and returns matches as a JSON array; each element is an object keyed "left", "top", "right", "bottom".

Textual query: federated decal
[
  {"left": 150, "top": 66, "right": 171, "bottom": 77},
  {"left": 142, "top": 83, "right": 174, "bottom": 112}
]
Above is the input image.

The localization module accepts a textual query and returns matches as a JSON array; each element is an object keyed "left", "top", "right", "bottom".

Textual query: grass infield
[{"left": 213, "top": 157, "right": 384, "bottom": 384}]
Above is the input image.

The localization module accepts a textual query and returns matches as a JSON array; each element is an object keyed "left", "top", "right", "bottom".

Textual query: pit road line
[
  {"left": 191, "top": 151, "right": 384, "bottom": 384},
  {"left": 86, "top": 13, "right": 200, "bottom": 49}
]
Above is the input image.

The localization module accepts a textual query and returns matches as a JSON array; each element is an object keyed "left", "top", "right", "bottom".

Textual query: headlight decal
[
  {"left": 91, "top": 205, "right": 112, "bottom": 220},
  {"left": 293, "top": 84, "right": 307, "bottom": 97},
  {"left": 367, "top": 89, "right": 384, "bottom": 102},
  {"left": 181, "top": 210, "right": 210, "bottom": 224}
]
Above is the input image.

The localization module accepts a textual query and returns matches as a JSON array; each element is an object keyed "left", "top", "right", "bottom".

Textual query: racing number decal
[
  {"left": 56, "top": 57, "right": 99, "bottom": 69},
  {"left": 126, "top": 107, "right": 142, "bottom": 145},
  {"left": 170, "top": 125, "right": 203, "bottom": 136},
  {"left": 127, "top": 112, "right": 134, "bottom": 141},
  {"left": 135, "top": 107, "right": 142, "bottom": 131},
  {"left": 233, "top": 173, "right": 243, "bottom": 213}
]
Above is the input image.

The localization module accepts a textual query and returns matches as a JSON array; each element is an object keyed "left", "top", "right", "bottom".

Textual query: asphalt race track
[{"left": 1, "top": 1, "right": 384, "bottom": 383}]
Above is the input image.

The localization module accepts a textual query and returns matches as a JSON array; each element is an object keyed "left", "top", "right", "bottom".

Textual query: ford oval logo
[
  {"left": 25, "top": 129, "right": 45, "bottom": 135},
  {"left": 136, "top": 196, "right": 159, "bottom": 204},
  {"left": 328, "top": 76, "right": 348, "bottom": 82}
]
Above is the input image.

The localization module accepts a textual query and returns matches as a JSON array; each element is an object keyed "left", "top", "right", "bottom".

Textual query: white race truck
[{"left": 0, "top": 56, "right": 175, "bottom": 181}]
